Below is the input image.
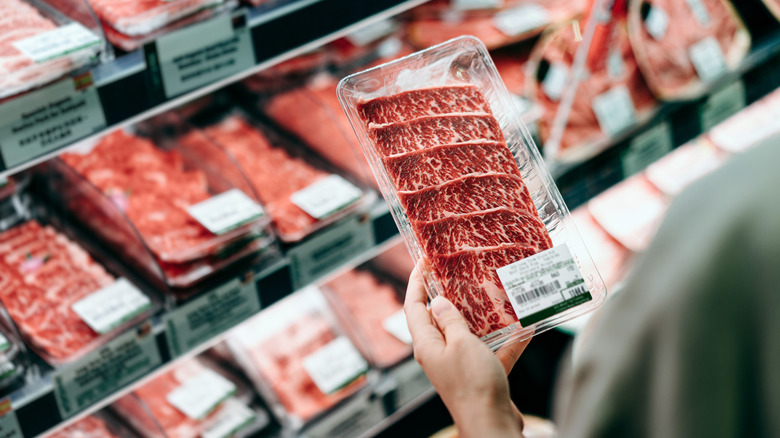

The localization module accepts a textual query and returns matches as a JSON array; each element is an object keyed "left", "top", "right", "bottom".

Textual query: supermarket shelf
[
  {"left": 553, "top": 31, "right": 780, "bottom": 210},
  {"left": 0, "top": 0, "right": 427, "bottom": 179},
  {"left": 4, "top": 201, "right": 404, "bottom": 438}
]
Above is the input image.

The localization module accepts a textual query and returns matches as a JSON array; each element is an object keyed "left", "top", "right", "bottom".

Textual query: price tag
[
  {"left": 12, "top": 23, "right": 101, "bottom": 63},
  {"left": 303, "top": 393, "right": 385, "bottom": 438},
  {"left": 290, "top": 175, "right": 363, "bottom": 220},
  {"left": 71, "top": 278, "right": 151, "bottom": 334},
  {"left": 497, "top": 244, "right": 591, "bottom": 327},
  {"left": 607, "top": 49, "right": 624, "bottom": 79},
  {"left": 167, "top": 369, "right": 237, "bottom": 420},
  {"left": 383, "top": 310, "right": 412, "bottom": 345},
  {"left": 453, "top": 0, "right": 503, "bottom": 11},
  {"left": 621, "top": 121, "right": 673, "bottom": 177},
  {"left": 302, "top": 336, "right": 368, "bottom": 395},
  {"left": 685, "top": 0, "right": 711, "bottom": 26},
  {"left": 700, "top": 80, "right": 746, "bottom": 132},
  {"left": 390, "top": 360, "right": 431, "bottom": 409},
  {"left": 644, "top": 6, "right": 669, "bottom": 41},
  {"left": 494, "top": 5, "right": 550, "bottom": 37},
  {"left": 0, "top": 399, "right": 22, "bottom": 438},
  {"left": 187, "top": 189, "right": 264, "bottom": 235},
  {"left": 541, "top": 62, "right": 568, "bottom": 102},
  {"left": 592, "top": 84, "right": 637, "bottom": 137},
  {"left": 689, "top": 37, "right": 727, "bottom": 83},
  {"left": 346, "top": 19, "right": 396, "bottom": 47},
  {"left": 288, "top": 215, "right": 375, "bottom": 289},
  {"left": 203, "top": 399, "right": 258, "bottom": 438},
  {"left": 54, "top": 322, "right": 161, "bottom": 418},
  {"left": 152, "top": 12, "right": 255, "bottom": 98},
  {"left": 0, "top": 76, "right": 106, "bottom": 168},
  {"left": 166, "top": 276, "right": 259, "bottom": 357}
]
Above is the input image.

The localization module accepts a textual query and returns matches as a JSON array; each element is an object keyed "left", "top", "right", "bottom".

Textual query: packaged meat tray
[
  {"left": 54, "top": 129, "right": 275, "bottom": 290},
  {"left": 112, "top": 357, "right": 268, "bottom": 438},
  {"left": 0, "top": 218, "right": 156, "bottom": 365},
  {"left": 321, "top": 268, "right": 412, "bottom": 369},
  {"left": 645, "top": 137, "right": 729, "bottom": 197},
  {"left": 337, "top": 36, "right": 607, "bottom": 350},
  {"left": 44, "top": 412, "right": 137, "bottom": 438},
  {"left": 178, "top": 111, "right": 373, "bottom": 243},
  {"left": 0, "top": 0, "right": 107, "bottom": 99},
  {"left": 87, "top": 0, "right": 226, "bottom": 36},
  {"left": 627, "top": 0, "right": 750, "bottom": 100},
  {"left": 226, "top": 287, "right": 371, "bottom": 429}
]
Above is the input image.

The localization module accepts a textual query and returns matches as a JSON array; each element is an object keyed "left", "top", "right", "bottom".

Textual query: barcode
[
  {"left": 513, "top": 280, "right": 561, "bottom": 304},
  {"left": 567, "top": 285, "right": 588, "bottom": 299}
]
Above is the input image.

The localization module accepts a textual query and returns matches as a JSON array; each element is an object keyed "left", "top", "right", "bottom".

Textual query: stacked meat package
[
  {"left": 44, "top": 413, "right": 132, "bottom": 438},
  {"left": 112, "top": 357, "right": 267, "bottom": 438},
  {"left": 339, "top": 36, "right": 606, "bottom": 347},
  {"left": 226, "top": 288, "right": 370, "bottom": 430}
]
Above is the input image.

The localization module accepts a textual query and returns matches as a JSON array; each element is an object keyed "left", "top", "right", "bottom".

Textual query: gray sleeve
[{"left": 553, "top": 139, "right": 780, "bottom": 438}]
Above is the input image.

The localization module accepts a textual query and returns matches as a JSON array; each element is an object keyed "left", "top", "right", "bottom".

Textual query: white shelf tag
[{"left": 71, "top": 278, "right": 151, "bottom": 334}]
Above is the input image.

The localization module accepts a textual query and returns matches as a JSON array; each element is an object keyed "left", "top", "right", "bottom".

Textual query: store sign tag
[
  {"left": 644, "top": 6, "right": 669, "bottom": 41},
  {"left": 498, "top": 244, "right": 592, "bottom": 327},
  {"left": 303, "top": 393, "right": 384, "bottom": 438},
  {"left": 153, "top": 12, "right": 255, "bottom": 98},
  {"left": 592, "top": 84, "right": 637, "bottom": 137},
  {"left": 454, "top": 0, "right": 503, "bottom": 11},
  {"left": 288, "top": 215, "right": 375, "bottom": 289},
  {"left": 621, "top": 121, "right": 673, "bottom": 177},
  {"left": 303, "top": 336, "right": 368, "bottom": 395},
  {"left": 72, "top": 278, "right": 151, "bottom": 334},
  {"left": 167, "top": 369, "right": 236, "bottom": 420},
  {"left": 203, "top": 399, "right": 257, "bottom": 438},
  {"left": 700, "top": 80, "right": 746, "bottom": 132},
  {"left": 54, "top": 322, "right": 161, "bottom": 418},
  {"left": 685, "top": 0, "right": 711, "bottom": 26},
  {"left": 390, "top": 360, "right": 431, "bottom": 409},
  {"left": 13, "top": 23, "right": 101, "bottom": 63},
  {"left": 187, "top": 189, "right": 264, "bottom": 235},
  {"left": 346, "top": 19, "right": 396, "bottom": 47},
  {"left": 291, "top": 175, "right": 363, "bottom": 220},
  {"left": 542, "top": 62, "right": 568, "bottom": 102},
  {"left": 383, "top": 310, "right": 412, "bottom": 345},
  {"left": 689, "top": 37, "right": 727, "bottom": 83},
  {"left": 166, "top": 276, "right": 259, "bottom": 357},
  {"left": 0, "top": 399, "right": 22, "bottom": 438},
  {"left": 494, "top": 5, "right": 550, "bottom": 37},
  {"left": 0, "top": 76, "right": 106, "bottom": 169}
]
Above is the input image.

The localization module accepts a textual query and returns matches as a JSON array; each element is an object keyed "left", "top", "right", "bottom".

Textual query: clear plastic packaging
[
  {"left": 337, "top": 36, "right": 607, "bottom": 350},
  {"left": 226, "top": 287, "right": 372, "bottom": 430},
  {"left": 44, "top": 411, "right": 139, "bottom": 438},
  {"left": 112, "top": 356, "right": 268, "bottom": 438},
  {"left": 0, "top": 0, "right": 108, "bottom": 99}
]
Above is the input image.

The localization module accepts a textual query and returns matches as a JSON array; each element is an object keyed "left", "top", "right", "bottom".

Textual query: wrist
[{"left": 451, "top": 395, "right": 522, "bottom": 438}]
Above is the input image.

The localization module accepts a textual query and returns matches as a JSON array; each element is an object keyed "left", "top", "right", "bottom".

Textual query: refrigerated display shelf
[{"left": 0, "top": 0, "right": 427, "bottom": 179}]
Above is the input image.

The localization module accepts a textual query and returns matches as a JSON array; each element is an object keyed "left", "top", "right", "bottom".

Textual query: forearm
[{"left": 450, "top": 397, "right": 523, "bottom": 438}]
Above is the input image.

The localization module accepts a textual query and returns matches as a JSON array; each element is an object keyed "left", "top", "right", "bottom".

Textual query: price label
[
  {"left": 203, "top": 399, "right": 258, "bottom": 438},
  {"left": 592, "top": 84, "right": 637, "bottom": 137},
  {"left": 700, "top": 80, "right": 746, "bottom": 132},
  {"left": 187, "top": 189, "right": 265, "bottom": 235},
  {"left": 71, "top": 278, "right": 151, "bottom": 334},
  {"left": 152, "top": 12, "right": 255, "bottom": 98},
  {"left": 0, "top": 76, "right": 106, "bottom": 168},
  {"left": 453, "top": 0, "right": 503, "bottom": 11},
  {"left": 288, "top": 215, "right": 375, "bottom": 289},
  {"left": 13, "top": 23, "right": 101, "bottom": 63},
  {"left": 54, "top": 322, "right": 161, "bottom": 418},
  {"left": 303, "top": 393, "right": 385, "bottom": 438},
  {"left": 383, "top": 310, "right": 412, "bottom": 345},
  {"left": 303, "top": 336, "right": 368, "bottom": 395},
  {"left": 166, "top": 276, "right": 260, "bottom": 357},
  {"left": 290, "top": 175, "right": 363, "bottom": 220},
  {"left": 0, "top": 399, "right": 22, "bottom": 438},
  {"left": 644, "top": 6, "right": 669, "bottom": 41},
  {"left": 494, "top": 5, "right": 550, "bottom": 37},
  {"left": 685, "top": 0, "right": 711, "bottom": 26},
  {"left": 167, "top": 369, "right": 237, "bottom": 420},
  {"left": 541, "top": 62, "right": 568, "bottom": 102},
  {"left": 497, "top": 244, "right": 591, "bottom": 327},
  {"left": 607, "top": 50, "right": 625, "bottom": 79},
  {"left": 689, "top": 37, "right": 727, "bottom": 83},
  {"left": 346, "top": 19, "right": 396, "bottom": 47},
  {"left": 391, "top": 360, "right": 431, "bottom": 409},
  {"left": 621, "top": 121, "right": 673, "bottom": 177}
]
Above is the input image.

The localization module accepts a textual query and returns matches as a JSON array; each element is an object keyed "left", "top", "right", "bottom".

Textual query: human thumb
[{"left": 430, "top": 296, "right": 471, "bottom": 340}]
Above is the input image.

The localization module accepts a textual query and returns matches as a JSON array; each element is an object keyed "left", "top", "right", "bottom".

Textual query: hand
[{"left": 404, "top": 266, "right": 524, "bottom": 438}]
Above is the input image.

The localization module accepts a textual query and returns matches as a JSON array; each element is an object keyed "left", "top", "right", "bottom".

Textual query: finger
[
  {"left": 429, "top": 296, "right": 472, "bottom": 343},
  {"left": 404, "top": 266, "right": 444, "bottom": 350},
  {"left": 496, "top": 338, "right": 532, "bottom": 375}
]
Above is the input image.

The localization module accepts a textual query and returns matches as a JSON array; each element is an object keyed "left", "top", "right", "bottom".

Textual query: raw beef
[
  {"left": 46, "top": 415, "right": 120, "bottom": 438},
  {"left": 627, "top": 0, "right": 749, "bottom": 100},
  {"left": 323, "top": 269, "right": 411, "bottom": 368},
  {"left": 383, "top": 141, "right": 520, "bottom": 191},
  {"left": 358, "top": 85, "right": 553, "bottom": 338},
  {"left": 0, "top": 220, "right": 117, "bottom": 362},
  {"left": 357, "top": 85, "right": 491, "bottom": 125},
  {"left": 399, "top": 174, "right": 535, "bottom": 221},
  {"left": 87, "top": 0, "right": 224, "bottom": 36},
  {"left": 369, "top": 114, "right": 503, "bottom": 156}
]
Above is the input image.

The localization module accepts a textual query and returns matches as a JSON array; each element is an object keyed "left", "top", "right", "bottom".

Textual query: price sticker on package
[
  {"left": 497, "top": 244, "right": 592, "bottom": 327},
  {"left": 187, "top": 189, "right": 265, "bottom": 235},
  {"left": 592, "top": 84, "right": 637, "bottom": 137},
  {"left": 493, "top": 4, "right": 550, "bottom": 37},
  {"left": 12, "top": 23, "right": 101, "bottom": 63},
  {"left": 383, "top": 310, "right": 412, "bottom": 345},
  {"left": 303, "top": 336, "right": 368, "bottom": 395},
  {"left": 454, "top": 0, "right": 503, "bottom": 11},
  {"left": 203, "top": 399, "right": 257, "bottom": 438},
  {"left": 71, "top": 278, "right": 151, "bottom": 334},
  {"left": 167, "top": 369, "right": 237, "bottom": 420},
  {"left": 685, "top": 0, "right": 711, "bottom": 26},
  {"left": 542, "top": 62, "right": 568, "bottom": 102},
  {"left": 644, "top": 6, "right": 669, "bottom": 40},
  {"left": 291, "top": 175, "right": 363, "bottom": 219},
  {"left": 689, "top": 37, "right": 727, "bottom": 83}
]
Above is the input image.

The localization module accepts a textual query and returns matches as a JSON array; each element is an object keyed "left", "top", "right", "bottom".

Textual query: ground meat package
[
  {"left": 44, "top": 412, "right": 138, "bottom": 438},
  {"left": 226, "top": 287, "right": 371, "bottom": 430},
  {"left": 337, "top": 36, "right": 607, "bottom": 349},
  {"left": 627, "top": 0, "right": 750, "bottom": 100}
]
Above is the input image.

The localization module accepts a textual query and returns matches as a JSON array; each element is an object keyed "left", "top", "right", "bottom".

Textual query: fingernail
[{"left": 431, "top": 296, "right": 451, "bottom": 317}]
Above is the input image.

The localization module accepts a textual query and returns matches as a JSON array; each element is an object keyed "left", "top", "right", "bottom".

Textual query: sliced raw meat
[
  {"left": 357, "top": 85, "right": 492, "bottom": 125},
  {"left": 383, "top": 141, "right": 521, "bottom": 191},
  {"left": 369, "top": 114, "right": 504, "bottom": 157},
  {"left": 414, "top": 207, "right": 552, "bottom": 254},
  {"left": 46, "top": 415, "right": 120, "bottom": 438},
  {"left": 430, "top": 244, "right": 542, "bottom": 337},
  {"left": 87, "top": 0, "right": 225, "bottom": 36},
  {"left": 399, "top": 174, "right": 535, "bottom": 222}
]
